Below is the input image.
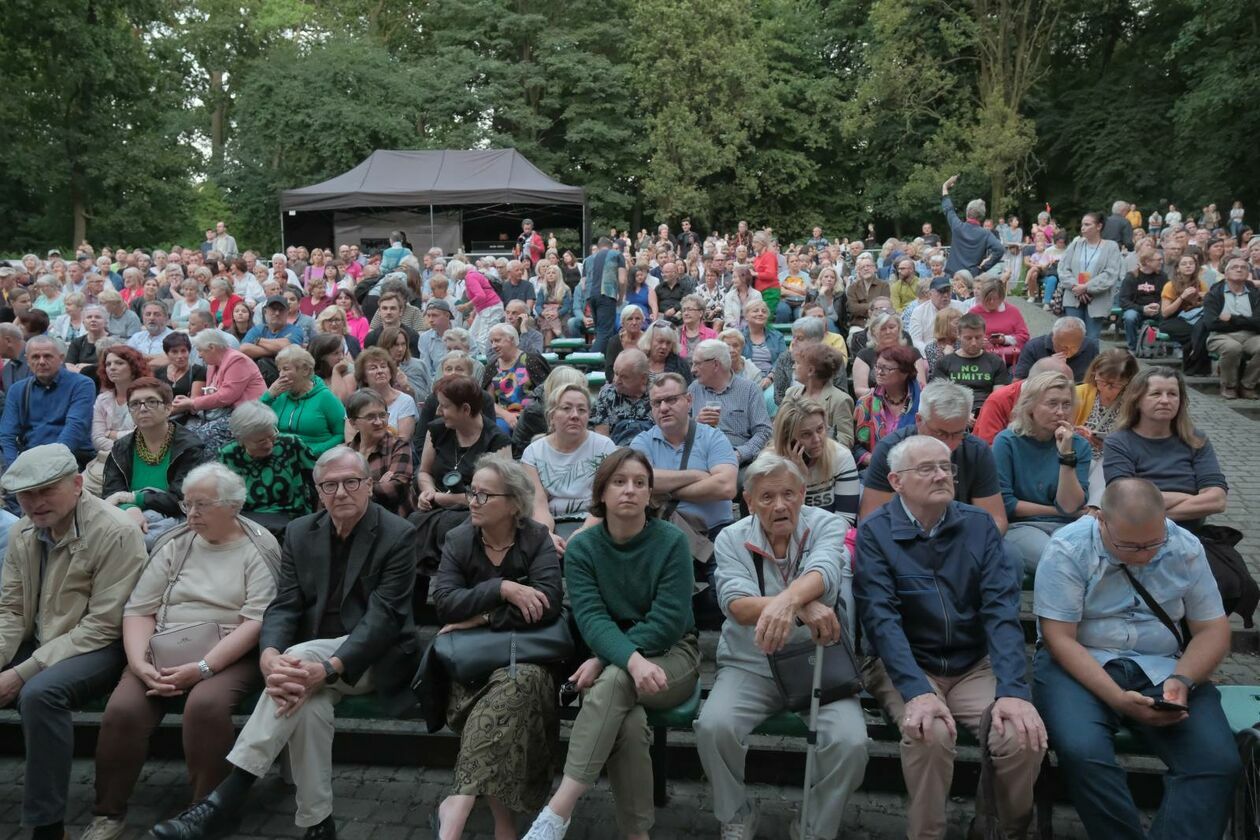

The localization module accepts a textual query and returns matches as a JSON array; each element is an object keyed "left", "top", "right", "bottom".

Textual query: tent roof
[{"left": 280, "top": 149, "right": 585, "bottom": 211}]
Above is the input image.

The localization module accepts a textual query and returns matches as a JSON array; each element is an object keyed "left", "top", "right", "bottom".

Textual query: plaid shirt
[{"left": 353, "top": 432, "right": 415, "bottom": 517}]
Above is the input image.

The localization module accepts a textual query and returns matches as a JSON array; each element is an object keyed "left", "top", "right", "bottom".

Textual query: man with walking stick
[{"left": 695, "top": 452, "right": 868, "bottom": 840}]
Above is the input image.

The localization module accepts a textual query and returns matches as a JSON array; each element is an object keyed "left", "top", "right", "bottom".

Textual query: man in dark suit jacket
[{"left": 152, "top": 446, "right": 419, "bottom": 840}]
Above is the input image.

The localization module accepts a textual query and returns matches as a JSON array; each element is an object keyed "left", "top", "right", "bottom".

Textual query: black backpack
[{"left": 1196, "top": 525, "right": 1260, "bottom": 628}]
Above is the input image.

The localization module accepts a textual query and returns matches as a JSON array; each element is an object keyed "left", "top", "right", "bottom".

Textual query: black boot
[
  {"left": 303, "top": 815, "right": 337, "bottom": 839},
  {"left": 150, "top": 791, "right": 241, "bottom": 840}
]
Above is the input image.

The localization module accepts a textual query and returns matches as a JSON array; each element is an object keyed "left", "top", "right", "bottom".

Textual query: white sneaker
[
  {"left": 721, "top": 807, "right": 760, "bottom": 839},
  {"left": 522, "top": 806, "right": 571, "bottom": 840},
  {"left": 80, "top": 816, "right": 128, "bottom": 840}
]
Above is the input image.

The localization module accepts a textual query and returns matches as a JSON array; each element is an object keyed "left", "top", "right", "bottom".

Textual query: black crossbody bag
[
  {"left": 1120, "top": 565, "right": 1190, "bottom": 654},
  {"left": 752, "top": 551, "right": 863, "bottom": 711}
]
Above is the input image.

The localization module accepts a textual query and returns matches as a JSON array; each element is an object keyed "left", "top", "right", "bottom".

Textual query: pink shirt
[
  {"left": 680, "top": 325, "right": 717, "bottom": 358},
  {"left": 969, "top": 302, "right": 1030, "bottom": 351},
  {"left": 192, "top": 349, "right": 266, "bottom": 412},
  {"left": 464, "top": 271, "right": 502, "bottom": 312}
]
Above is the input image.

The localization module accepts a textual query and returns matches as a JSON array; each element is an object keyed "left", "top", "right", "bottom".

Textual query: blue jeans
[
  {"left": 1122, "top": 308, "right": 1144, "bottom": 350},
  {"left": 1041, "top": 274, "right": 1058, "bottom": 306},
  {"left": 589, "top": 293, "right": 618, "bottom": 354},
  {"left": 1033, "top": 649, "right": 1240, "bottom": 840},
  {"left": 775, "top": 299, "right": 803, "bottom": 324},
  {"left": 1063, "top": 304, "right": 1103, "bottom": 342}
]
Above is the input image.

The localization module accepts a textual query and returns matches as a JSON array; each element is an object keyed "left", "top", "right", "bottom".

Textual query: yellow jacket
[
  {"left": 890, "top": 279, "right": 918, "bottom": 313},
  {"left": 0, "top": 491, "right": 147, "bottom": 681},
  {"left": 1074, "top": 382, "right": 1098, "bottom": 426}
]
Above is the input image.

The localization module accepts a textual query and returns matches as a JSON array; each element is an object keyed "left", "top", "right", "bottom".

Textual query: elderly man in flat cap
[{"left": 0, "top": 443, "right": 147, "bottom": 840}]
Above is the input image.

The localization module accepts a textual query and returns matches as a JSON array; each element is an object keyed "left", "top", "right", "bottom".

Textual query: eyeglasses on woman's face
[
  {"left": 127, "top": 398, "right": 168, "bottom": 412},
  {"left": 465, "top": 489, "right": 510, "bottom": 506},
  {"left": 179, "top": 499, "right": 234, "bottom": 514}
]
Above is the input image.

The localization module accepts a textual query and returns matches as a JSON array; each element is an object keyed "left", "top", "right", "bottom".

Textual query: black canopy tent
[{"left": 279, "top": 149, "right": 588, "bottom": 255}]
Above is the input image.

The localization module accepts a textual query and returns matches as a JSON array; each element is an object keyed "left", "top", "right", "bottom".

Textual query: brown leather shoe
[{"left": 1222, "top": 385, "right": 1239, "bottom": 400}]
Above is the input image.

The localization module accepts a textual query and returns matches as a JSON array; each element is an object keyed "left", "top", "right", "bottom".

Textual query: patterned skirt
[{"left": 446, "top": 663, "right": 558, "bottom": 812}]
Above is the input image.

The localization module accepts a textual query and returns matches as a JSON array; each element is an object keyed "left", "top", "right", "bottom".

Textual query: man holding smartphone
[{"left": 1032, "top": 477, "right": 1239, "bottom": 838}]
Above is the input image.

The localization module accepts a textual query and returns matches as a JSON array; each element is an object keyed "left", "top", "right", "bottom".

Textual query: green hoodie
[{"left": 260, "top": 375, "right": 346, "bottom": 455}]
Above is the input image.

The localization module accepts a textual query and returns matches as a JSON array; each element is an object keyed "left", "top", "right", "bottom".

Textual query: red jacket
[
  {"left": 972, "top": 379, "right": 1023, "bottom": 445},
  {"left": 753, "top": 251, "right": 780, "bottom": 293}
]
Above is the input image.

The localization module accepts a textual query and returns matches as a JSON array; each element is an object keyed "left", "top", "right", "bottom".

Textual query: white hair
[
  {"left": 191, "top": 329, "right": 231, "bottom": 351},
  {"left": 887, "top": 435, "right": 951, "bottom": 473},
  {"left": 743, "top": 452, "right": 807, "bottom": 492},
  {"left": 182, "top": 462, "right": 246, "bottom": 506},
  {"left": 313, "top": 445, "right": 369, "bottom": 482},
  {"left": 488, "top": 322, "right": 520, "bottom": 344},
  {"left": 692, "top": 339, "right": 732, "bottom": 372},
  {"left": 917, "top": 380, "right": 972, "bottom": 422}
]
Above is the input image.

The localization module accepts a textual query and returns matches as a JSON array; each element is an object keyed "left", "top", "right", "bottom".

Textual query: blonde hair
[
  {"left": 771, "top": 397, "right": 833, "bottom": 483},
  {"left": 545, "top": 382, "right": 592, "bottom": 433},
  {"left": 1009, "top": 371, "right": 1075, "bottom": 436},
  {"left": 933, "top": 308, "right": 961, "bottom": 342}
]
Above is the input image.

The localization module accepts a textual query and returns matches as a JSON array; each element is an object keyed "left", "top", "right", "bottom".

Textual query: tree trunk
[
  {"left": 991, "top": 172, "right": 1006, "bottom": 219},
  {"left": 209, "top": 69, "right": 226, "bottom": 169},
  {"left": 72, "top": 174, "right": 86, "bottom": 246}
]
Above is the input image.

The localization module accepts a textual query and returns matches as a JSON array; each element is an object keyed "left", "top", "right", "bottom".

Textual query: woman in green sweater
[
  {"left": 522, "top": 448, "right": 698, "bottom": 840},
  {"left": 258, "top": 345, "right": 346, "bottom": 455}
]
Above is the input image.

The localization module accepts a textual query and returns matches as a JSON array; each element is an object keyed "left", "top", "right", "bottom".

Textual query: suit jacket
[{"left": 261, "top": 502, "right": 421, "bottom": 717}]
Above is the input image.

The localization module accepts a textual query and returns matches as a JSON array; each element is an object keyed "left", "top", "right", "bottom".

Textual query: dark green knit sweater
[{"left": 564, "top": 518, "right": 695, "bottom": 669}]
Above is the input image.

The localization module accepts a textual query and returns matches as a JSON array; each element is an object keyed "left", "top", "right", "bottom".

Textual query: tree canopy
[{"left": 0, "top": 0, "right": 1255, "bottom": 252}]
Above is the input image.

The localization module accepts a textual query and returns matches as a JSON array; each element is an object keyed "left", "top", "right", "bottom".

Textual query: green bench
[
  {"left": 542, "top": 352, "right": 559, "bottom": 364},
  {"left": 586, "top": 371, "right": 606, "bottom": 389},
  {"left": 564, "top": 351, "right": 605, "bottom": 370},
  {"left": 771, "top": 323, "right": 794, "bottom": 335},
  {"left": 548, "top": 338, "right": 586, "bottom": 357}
]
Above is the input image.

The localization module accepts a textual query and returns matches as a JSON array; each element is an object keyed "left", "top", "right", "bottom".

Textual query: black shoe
[
  {"left": 150, "top": 792, "right": 241, "bottom": 840},
  {"left": 303, "top": 817, "right": 337, "bottom": 840}
]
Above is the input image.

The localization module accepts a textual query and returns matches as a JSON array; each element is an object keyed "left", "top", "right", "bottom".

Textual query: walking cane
[{"left": 798, "top": 642, "right": 826, "bottom": 840}]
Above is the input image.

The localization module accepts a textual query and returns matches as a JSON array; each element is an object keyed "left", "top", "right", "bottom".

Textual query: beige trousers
[
  {"left": 865, "top": 656, "right": 1044, "bottom": 840},
  {"left": 226, "top": 636, "right": 373, "bottom": 828},
  {"left": 562, "top": 635, "right": 700, "bottom": 834}
]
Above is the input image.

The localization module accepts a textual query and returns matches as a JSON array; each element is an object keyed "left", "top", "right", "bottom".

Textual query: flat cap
[{"left": 0, "top": 444, "right": 79, "bottom": 494}]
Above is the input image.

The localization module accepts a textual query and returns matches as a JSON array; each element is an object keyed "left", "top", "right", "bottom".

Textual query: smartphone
[{"left": 1151, "top": 699, "right": 1188, "bottom": 713}]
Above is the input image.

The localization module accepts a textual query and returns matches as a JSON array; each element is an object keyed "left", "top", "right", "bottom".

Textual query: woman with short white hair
[
  {"left": 258, "top": 344, "right": 346, "bottom": 454},
  {"left": 696, "top": 451, "right": 866, "bottom": 840},
  {"left": 86, "top": 462, "right": 279, "bottom": 840},
  {"left": 481, "top": 322, "right": 551, "bottom": 433}
]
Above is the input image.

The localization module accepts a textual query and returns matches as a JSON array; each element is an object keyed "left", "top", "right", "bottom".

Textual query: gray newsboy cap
[{"left": 0, "top": 444, "right": 79, "bottom": 493}]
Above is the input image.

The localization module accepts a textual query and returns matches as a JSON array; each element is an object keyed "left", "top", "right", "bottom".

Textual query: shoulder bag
[
  {"left": 425, "top": 605, "right": 575, "bottom": 687},
  {"left": 148, "top": 538, "right": 222, "bottom": 670},
  {"left": 752, "top": 550, "right": 863, "bottom": 711}
]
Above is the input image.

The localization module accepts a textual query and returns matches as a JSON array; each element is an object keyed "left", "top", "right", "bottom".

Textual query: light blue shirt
[
  {"left": 631, "top": 422, "right": 738, "bottom": 530},
  {"left": 0, "top": 508, "right": 17, "bottom": 564},
  {"left": 1033, "top": 516, "right": 1224, "bottom": 684}
]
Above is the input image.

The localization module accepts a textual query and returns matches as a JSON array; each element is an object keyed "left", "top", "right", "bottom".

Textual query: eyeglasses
[
  {"left": 127, "top": 398, "right": 168, "bottom": 412},
  {"left": 650, "top": 393, "right": 687, "bottom": 409},
  {"left": 354, "top": 412, "right": 389, "bottom": 424},
  {"left": 316, "top": 477, "right": 366, "bottom": 495},
  {"left": 874, "top": 365, "right": 902, "bottom": 375},
  {"left": 1103, "top": 520, "right": 1168, "bottom": 553},
  {"left": 466, "top": 490, "right": 511, "bottom": 506},
  {"left": 895, "top": 461, "right": 958, "bottom": 478},
  {"left": 179, "top": 499, "right": 234, "bottom": 514}
]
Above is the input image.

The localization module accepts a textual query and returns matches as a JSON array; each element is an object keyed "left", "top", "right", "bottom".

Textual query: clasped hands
[
  {"left": 261, "top": 649, "right": 330, "bottom": 718},
  {"left": 754, "top": 590, "right": 841, "bottom": 654}
]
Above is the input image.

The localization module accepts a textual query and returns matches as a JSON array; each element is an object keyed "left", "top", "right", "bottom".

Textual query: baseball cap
[
  {"left": 264, "top": 295, "right": 287, "bottom": 309},
  {"left": 425, "top": 299, "right": 453, "bottom": 314},
  {"left": 930, "top": 276, "right": 952, "bottom": 292}
]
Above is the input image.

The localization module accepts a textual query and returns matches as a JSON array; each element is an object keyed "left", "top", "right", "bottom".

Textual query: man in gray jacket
[{"left": 694, "top": 453, "right": 868, "bottom": 840}]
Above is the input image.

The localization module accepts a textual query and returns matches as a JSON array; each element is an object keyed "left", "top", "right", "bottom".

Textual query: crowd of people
[{"left": 0, "top": 193, "right": 1251, "bottom": 840}]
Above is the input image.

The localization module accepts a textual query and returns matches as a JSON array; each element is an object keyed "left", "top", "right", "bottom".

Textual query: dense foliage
[{"left": 0, "top": 0, "right": 1255, "bottom": 252}]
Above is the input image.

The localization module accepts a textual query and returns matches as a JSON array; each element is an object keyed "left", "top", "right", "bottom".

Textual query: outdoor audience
[{"left": 3, "top": 203, "right": 1258, "bottom": 840}]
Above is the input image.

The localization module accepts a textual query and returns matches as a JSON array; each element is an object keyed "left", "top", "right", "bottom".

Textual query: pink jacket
[
  {"left": 464, "top": 271, "right": 502, "bottom": 312},
  {"left": 969, "top": 302, "right": 1030, "bottom": 352},
  {"left": 192, "top": 348, "right": 266, "bottom": 411}
]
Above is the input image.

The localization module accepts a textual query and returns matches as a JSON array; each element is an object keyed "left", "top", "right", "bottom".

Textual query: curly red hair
[{"left": 97, "top": 345, "right": 152, "bottom": 393}]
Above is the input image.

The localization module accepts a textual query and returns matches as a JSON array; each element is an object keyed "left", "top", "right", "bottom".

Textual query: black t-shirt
[
  {"left": 318, "top": 531, "right": 352, "bottom": 639},
  {"left": 932, "top": 351, "right": 1010, "bottom": 412},
  {"left": 862, "top": 426, "right": 1001, "bottom": 503}
]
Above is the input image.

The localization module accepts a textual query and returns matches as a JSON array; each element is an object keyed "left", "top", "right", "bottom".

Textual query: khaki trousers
[
  {"left": 865, "top": 657, "right": 1044, "bottom": 840},
  {"left": 226, "top": 637, "right": 374, "bottom": 828},
  {"left": 1206, "top": 329, "right": 1260, "bottom": 389},
  {"left": 563, "top": 635, "right": 700, "bottom": 834}
]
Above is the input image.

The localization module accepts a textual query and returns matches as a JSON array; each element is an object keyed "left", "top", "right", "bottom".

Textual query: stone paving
[{"left": 3, "top": 298, "right": 1259, "bottom": 839}]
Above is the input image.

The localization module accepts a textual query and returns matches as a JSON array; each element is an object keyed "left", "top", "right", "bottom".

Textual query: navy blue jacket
[
  {"left": 942, "top": 196, "right": 1004, "bottom": 277},
  {"left": 855, "top": 498, "right": 1029, "bottom": 703}
]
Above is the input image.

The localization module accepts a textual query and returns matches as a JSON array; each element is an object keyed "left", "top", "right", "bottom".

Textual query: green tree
[
  {"left": 0, "top": 0, "right": 197, "bottom": 249},
  {"left": 222, "top": 38, "right": 429, "bottom": 249}
]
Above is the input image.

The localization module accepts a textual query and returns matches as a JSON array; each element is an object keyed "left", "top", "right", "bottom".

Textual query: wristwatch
[
  {"left": 197, "top": 659, "right": 214, "bottom": 680},
  {"left": 1170, "top": 674, "right": 1196, "bottom": 692},
  {"left": 321, "top": 659, "right": 340, "bottom": 686},
  {"left": 1058, "top": 452, "right": 1078, "bottom": 467}
]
